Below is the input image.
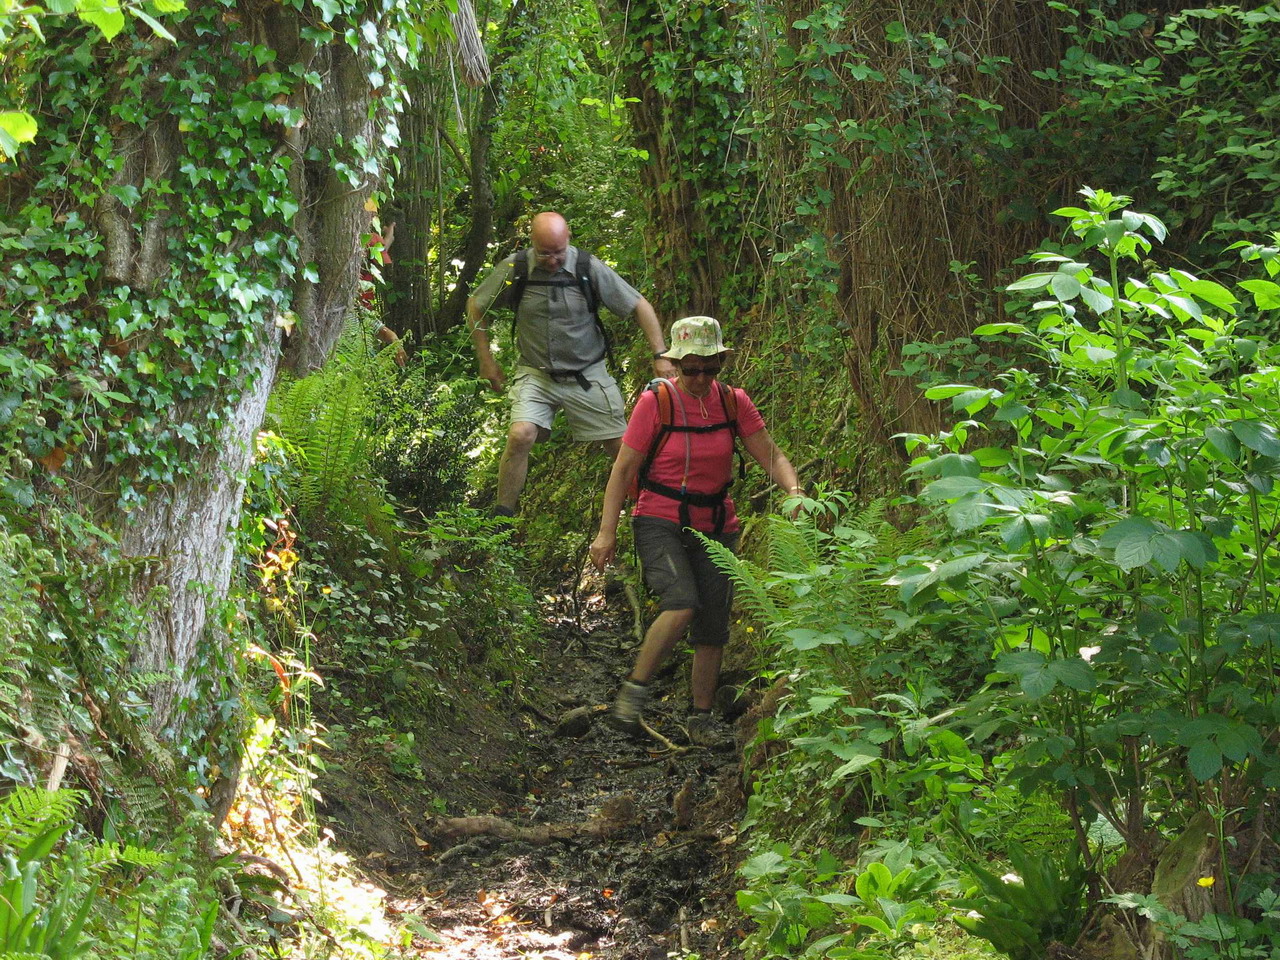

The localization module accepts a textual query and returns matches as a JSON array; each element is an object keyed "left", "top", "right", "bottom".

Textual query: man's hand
[
  {"left": 478, "top": 359, "right": 505, "bottom": 392},
  {"left": 589, "top": 531, "right": 617, "bottom": 571},
  {"left": 654, "top": 357, "right": 678, "bottom": 380},
  {"left": 375, "top": 325, "right": 408, "bottom": 367}
]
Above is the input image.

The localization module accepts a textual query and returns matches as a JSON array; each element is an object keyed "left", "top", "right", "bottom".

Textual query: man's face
[{"left": 533, "top": 239, "right": 567, "bottom": 272}]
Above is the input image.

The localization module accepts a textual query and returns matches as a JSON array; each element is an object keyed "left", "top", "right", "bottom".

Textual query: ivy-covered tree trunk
[
  {"left": 0, "top": 2, "right": 480, "bottom": 768},
  {"left": 593, "top": 0, "right": 759, "bottom": 316}
]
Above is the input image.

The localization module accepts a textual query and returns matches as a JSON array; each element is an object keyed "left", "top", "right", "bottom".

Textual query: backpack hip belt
[{"left": 545, "top": 348, "right": 609, "bottom": 391}]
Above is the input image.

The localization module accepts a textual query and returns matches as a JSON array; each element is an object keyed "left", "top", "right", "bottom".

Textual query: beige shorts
[{"left": 509, "top": 366, "right": 626, "bottom": 442}]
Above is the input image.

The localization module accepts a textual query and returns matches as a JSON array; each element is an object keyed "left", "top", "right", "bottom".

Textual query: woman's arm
[
  {"left": 590, "top": 444, "right": 645, "bottom": 570},
  {"left": 741, "top": 428, "right": 802, "bottom": 498}
]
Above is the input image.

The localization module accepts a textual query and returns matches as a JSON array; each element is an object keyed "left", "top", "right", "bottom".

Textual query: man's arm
[
  {"left": 467, "top": 296, "right": 505, "bottom": 392},
  {"left": 631, "top": 297, "right": 678, "bottom": 379}
]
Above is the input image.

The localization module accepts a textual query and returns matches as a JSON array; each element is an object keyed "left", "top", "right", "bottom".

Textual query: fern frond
[
  {"left": 85, "top": 842, "right": 171, "bottom": 872},
  {"left": 695, "top": 533, "right": 784, "bottom": 625},
  {"left": 763, "top": 518, "right": 818, "bottom": 574},
  {"left": 0, "top": 787, "right": 83, "bottom": 852}
]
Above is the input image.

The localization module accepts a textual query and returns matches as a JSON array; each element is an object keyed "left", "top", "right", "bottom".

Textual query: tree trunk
[
  {"left": 2, "top": 3, "right": 416, "bottom": 752},
  {"left": 593, "top": 0, "right": 758, "bottom": 316}
]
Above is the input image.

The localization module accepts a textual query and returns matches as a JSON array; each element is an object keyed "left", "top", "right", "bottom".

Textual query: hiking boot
[
  {"left": 686, "top": 711, "right": 733, "bottom": 750},
  {"left": 609, "top": 680, "right": 649, "bottom": 735}
]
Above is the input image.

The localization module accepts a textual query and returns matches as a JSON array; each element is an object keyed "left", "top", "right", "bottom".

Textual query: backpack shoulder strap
[
  {"left": 573, "top": 250, "right": 598, "bottom": 316},
  {"left": 493, "top": 249, "right": 530, "bottom": 312},
  {"left": 638, "top": 378, "right": 678, "bottom": 479},
  {"left": 717, "top": 381, "right": 739, "bottom": 427}
]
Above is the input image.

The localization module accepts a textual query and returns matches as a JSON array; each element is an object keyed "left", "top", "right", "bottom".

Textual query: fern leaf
[{"left": 0, "top": 787, "right": 82, "bottom": 853}]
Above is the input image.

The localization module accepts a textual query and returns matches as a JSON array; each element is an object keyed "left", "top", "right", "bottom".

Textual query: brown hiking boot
[{"left": 609, "top": 680, "right": 649, "bottom": 735}]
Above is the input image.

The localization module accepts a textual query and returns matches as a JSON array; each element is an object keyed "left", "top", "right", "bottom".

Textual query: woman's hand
[{"left": 589, "top": 531, "right": 617, "bottom": 571}]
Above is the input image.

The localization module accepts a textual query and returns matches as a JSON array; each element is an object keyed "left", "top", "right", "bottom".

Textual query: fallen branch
[{"left": 432, "top": 803, "right": 635, "bottom": 846}]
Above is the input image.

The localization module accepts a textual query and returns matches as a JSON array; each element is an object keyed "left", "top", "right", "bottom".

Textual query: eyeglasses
[{"left": 679, "top": 363, "right": 722, "bottom": 378}]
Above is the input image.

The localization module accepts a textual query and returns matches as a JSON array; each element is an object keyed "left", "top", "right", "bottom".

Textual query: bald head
[{"left": 530, "top": 211, "right": 569, "bottom": 252}]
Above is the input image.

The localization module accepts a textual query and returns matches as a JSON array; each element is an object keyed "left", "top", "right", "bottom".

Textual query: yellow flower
[
  {"left": 1197, "top": 876, "right": 1215, "bottom": 888},
  {"left": 321, "top": 585, "right": 332, "bottom": 595}
]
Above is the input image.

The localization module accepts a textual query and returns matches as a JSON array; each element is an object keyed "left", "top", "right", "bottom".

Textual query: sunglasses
[{"left": 679, "top": 362, "right": 722, "bottom": 378}]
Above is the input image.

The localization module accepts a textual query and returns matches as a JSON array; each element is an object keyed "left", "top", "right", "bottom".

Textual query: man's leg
[
  {"left": 495, "top": 420, "right": 540, "bottom": 512},
  {"left": 601, "top": 436, "right": 622, "bottom": 458}
]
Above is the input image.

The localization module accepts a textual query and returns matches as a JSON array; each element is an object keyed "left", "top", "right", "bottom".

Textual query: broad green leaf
[
  {"left": 1239, "top": 279, "right": 1280, "bottom": 310},
  {"left": 948, "top": 497, "right": 996, "bottom": 531},
  {"left": 741, "top": 850, "right": 788, "bottom": 878},
  {"left": 1006, "top": 273, "right": 1055, "bottom": 292},
  {"left": 826, "top": 754, "right": 879, "bottom": 783},
  {"left": 1050, "top": 658, "right": 1097, "bottom": 691},
  {"left": 1183, "top": 279, "right": 1238, "bottom": 311},
  {"left": 1078, "top": 284, "right": 1113, "bottom": 314},
  {"left": 1204, "top": 426, "right": 1240, "bottom": 460},
  {"left": 1100, "top": 516, "right": 1158, "bottom": 548},
  {"left": 1231, "top": 420, "right": 1280, "bottom": 457},
  {"left": 921, "top": 475, "right": 987, "bottom": 500},
  {"left": 132, "top": 9, "right": 176, "bottom": 41},
  {"left": 79, "top": 6, "right": 126, "bottom": 39},
  {"left": 924, "top": 383, "right": 982, "bottom": 399},
  {"left": 1187, "top": 741, "right": 1222, "bottom": 782},
  {"left": 972, "top": 322, "right": 1028, "bottom": 336},
  {"left": 1150, "top": 534, "right": 1182, "bottom": 572},
  {"left": 0, "top": 112, "right": 38, "bottom": 158},
  {"left": 933, "top": 553, "right": 989, "bottom": 581},
  {"left": 1114, "top": 535, "right": 1154, "bottom": 571},
  {"left": 1050, "top": 273, "right": 1081, "bottom": 300}
]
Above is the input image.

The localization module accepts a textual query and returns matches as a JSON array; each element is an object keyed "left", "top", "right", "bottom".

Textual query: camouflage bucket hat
[{"left": 662, "top": 316, "right": 732, "bottom": 360}]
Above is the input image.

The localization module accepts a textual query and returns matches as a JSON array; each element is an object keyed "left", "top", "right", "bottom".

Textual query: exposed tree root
[{"left": 431, "top": 797, "right": 637, "bottom": 846}]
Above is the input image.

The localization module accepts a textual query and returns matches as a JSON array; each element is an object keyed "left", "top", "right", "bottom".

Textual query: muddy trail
[{"left": 318, "top": 575, "right": 758, "bottom": 960}]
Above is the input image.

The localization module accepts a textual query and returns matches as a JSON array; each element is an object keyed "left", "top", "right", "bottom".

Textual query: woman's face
[{"left": 676, "top": 353, "right": 724, "bottom": 398}]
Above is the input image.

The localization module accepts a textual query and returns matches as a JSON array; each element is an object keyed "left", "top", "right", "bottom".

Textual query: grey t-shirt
[{"left": 470, "top": 246, "right": 642, "bottom": 372}]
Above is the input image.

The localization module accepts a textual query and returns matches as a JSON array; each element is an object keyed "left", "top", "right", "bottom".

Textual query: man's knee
[{"left": 505, "top": 421, "right": 540, "bottom": 455}]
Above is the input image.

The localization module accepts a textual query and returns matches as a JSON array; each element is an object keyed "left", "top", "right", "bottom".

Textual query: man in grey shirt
[{"left": 468, "top": 211, "right": 676, "bottom": 516}]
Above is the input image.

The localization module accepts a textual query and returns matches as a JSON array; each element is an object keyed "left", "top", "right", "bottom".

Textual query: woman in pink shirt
[{"left": 589, "top": 316, "right": 802, "bottom": 747}]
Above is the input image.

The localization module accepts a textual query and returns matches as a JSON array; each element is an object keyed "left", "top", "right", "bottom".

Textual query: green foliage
[
  {"left": 900, "top": 190, "right": 1280, "bottom": 826},
  {"left": 0, "top": 787, "right": 216, "bottom": 960},
  {"left": 737, "top": 839, "right": 945, "bottom": 959},
  {"left": 367, "top": 359, "right": 484, "bottom": 516},
  {"left": 951, "top": 844, "right": 1087, "bottom": 960},
  {"left": 1106, "top": 887, "right": 1280, "bottom": 960}
]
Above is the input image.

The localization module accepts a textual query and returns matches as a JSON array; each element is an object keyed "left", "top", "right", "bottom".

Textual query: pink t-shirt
[{"left": 623, "top": 381, "right": 766, "bottom": 533}]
